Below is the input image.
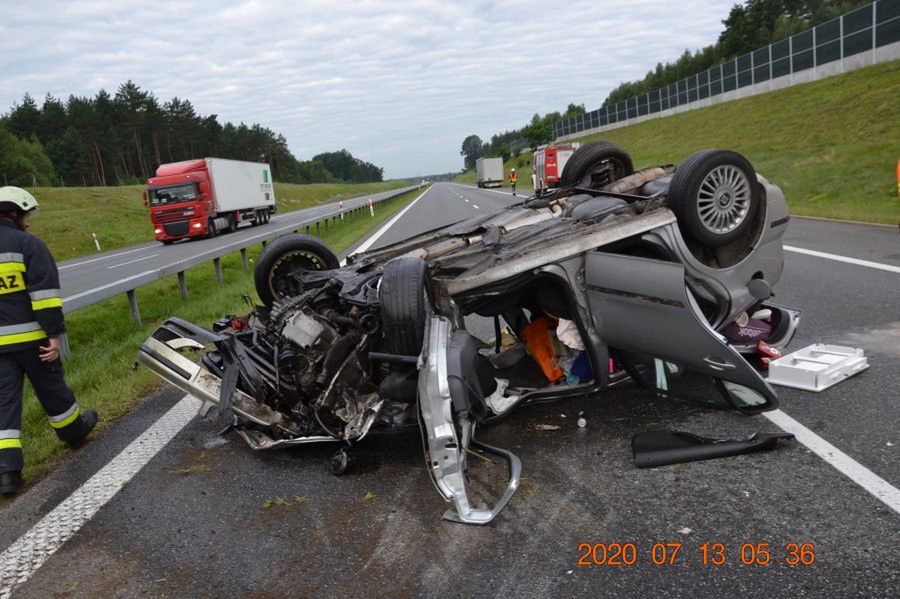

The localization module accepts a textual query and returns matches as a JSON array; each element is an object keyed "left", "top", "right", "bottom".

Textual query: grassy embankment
[
  {"left": 11, "top": 185, "right": 427, "bottom": 487},
  {"left": 28, "top": 180, "right": 409, "bottom": 262},
  {"left": 456, "top": 60, "right": 900, "bottom": 224}
]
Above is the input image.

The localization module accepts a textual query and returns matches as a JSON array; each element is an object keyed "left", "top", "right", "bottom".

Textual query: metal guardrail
[{"left": 61, "top": 184, "right": 423, "bottom": 324}]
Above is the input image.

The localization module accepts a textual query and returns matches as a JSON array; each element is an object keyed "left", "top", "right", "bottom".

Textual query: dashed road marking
[
  {"left": 107, "top": 253, "right": 159, "bottom": 269},
  {"left": 59, "top": 246, "right": 152, "bottom": 271},
  {"left": 472, "top": 204, "right": 480, "bottom": 209}
]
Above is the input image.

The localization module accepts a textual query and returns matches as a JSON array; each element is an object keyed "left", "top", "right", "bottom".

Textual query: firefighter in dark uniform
[{"left": 0, "top": 187, "right": 98, "bottom": 495}]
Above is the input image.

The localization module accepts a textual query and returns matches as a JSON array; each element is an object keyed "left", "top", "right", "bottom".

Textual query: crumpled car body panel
[{"left": 137, "top": 165, "right": 798, "bottom": 524}]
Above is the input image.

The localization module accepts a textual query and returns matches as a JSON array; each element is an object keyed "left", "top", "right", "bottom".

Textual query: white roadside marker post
[
  {"left": 92, "top": 232, "right": 101, "bottom": 252},
  {"left": 368, "top": 198, "right": 374, "bottom": 217}
]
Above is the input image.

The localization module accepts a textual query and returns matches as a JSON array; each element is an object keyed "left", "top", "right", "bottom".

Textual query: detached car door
[{"left": 584, "top": 251, "right": 777, "bottom": 412}]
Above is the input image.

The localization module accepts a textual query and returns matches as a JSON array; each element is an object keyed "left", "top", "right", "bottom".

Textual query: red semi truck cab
[
  {"left": 532, "top": 143, "right": 580, "bottom": 194},
  {"left": 146, "top": 158, "right": 276, "bottom": 244}
]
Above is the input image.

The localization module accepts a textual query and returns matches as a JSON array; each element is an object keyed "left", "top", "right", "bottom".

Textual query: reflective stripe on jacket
[{"left": 0, "top": 218, "right": 65, "bottom": 352}]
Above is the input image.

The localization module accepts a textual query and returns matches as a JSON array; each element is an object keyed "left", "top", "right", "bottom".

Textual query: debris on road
[{"left": 767, "top": 344, "right": 868, "bottom": 391}]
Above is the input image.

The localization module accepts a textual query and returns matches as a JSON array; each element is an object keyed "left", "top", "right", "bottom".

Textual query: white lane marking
[
  {"left": 62, "top": 270, "right": 157, "bottom": 304},
  {"left": 341, "top": 185, "right": 435, "bottom": 265},
  {"left": 464, "top": 198, "right": 469, "bottom": 203},
  {"left": 791, "top": 214, "right": 897, "bottom": 229},
  {"left": 0, "top": 396, "right": 202, "bottom": 597},
  {"left": 58, "top": 246, "right": 151, "bottom": 271},
  {"left": 107, "top": 254, "right": 159, "bottom": 269},
  {"left": 764, "top": 409, "right": 900, "bottom": 515},
  {"left": 454, "top": 183, "right": 518, "bottom": 197},
  {"left": 472, "top": 204, "right": 480, "bottom": 209},
  {"left": 784, "top": 245, "right": 900, "bottom": 273}
]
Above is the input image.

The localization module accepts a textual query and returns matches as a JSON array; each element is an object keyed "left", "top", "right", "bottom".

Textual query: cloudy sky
[{"left": 0, "top": 1, "right": 732, "bottom": 178}]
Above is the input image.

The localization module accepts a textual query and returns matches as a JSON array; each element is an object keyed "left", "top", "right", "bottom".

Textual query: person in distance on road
[
  {"left": 509, "top": 168, "right": 518, "bottom": 196},
  {"left": 0, "top": 186, "right": 98, "bottom": 496}
]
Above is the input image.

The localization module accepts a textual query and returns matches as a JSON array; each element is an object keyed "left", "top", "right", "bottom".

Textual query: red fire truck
[{"left": 532, "top": 143, "right": 580, "bottom": 194}]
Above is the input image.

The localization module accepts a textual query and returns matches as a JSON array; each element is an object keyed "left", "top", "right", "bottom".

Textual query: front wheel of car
[
  {"left": 558, "top": 140, "right": 634, "bottom": 189},
  {"left": 667, "top": 149, "right": 761, "bottom": 247},
  {"left": 380, "top": 256, "right": 429, "bottom": 356},
  {"left": 254, "top": 234, "right": 340, "bottom": 306}
]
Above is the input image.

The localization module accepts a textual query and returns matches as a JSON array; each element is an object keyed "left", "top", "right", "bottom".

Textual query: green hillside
[
  {"left": 26, "top": 180, "right": 408, "bottom": 262},
  {"left": 457, "top": 60, "right": 900, "bottom": 224}
]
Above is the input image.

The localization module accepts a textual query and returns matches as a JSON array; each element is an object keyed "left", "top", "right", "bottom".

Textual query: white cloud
[{"left": 0, "top": 0, "right": 732, "bottom": 178}]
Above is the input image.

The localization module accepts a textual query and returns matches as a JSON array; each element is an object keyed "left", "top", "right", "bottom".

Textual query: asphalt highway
[
  {"left": 1, "top": 183, "right": 898, "bottom": 597},
  {"left": 57, "top": 186, "right": 418, "bottom": 305}
]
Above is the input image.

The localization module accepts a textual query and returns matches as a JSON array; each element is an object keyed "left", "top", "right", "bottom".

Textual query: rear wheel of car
[
  {"left": 254, "top": 234, "right": 340, "bottom": 306},
  {"left": 380, "top": 256, "right": 429, "bottom": 356},
  {"left": 667, "top": 149, "right": 760, "bottom": 247},
  {"left": 559, "top": 140, "right": 634, "bottom": 189}
]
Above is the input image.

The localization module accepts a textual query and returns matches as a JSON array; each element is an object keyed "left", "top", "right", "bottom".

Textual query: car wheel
[
  {"left": 227, "top": 215, "right": 238, "bottom": 233},
  {"left": 253, "top": 234, "right": 340, "bottom": 306},
  {"left": 207, "top": 218, "right": 218, "bottom": 238},
  {"left": 667, "top": 149, "right": 760, "bottom": 247},
  {"left": 559, "top": 140, "right": 634, "bottom": 189},
  {"left": 380, "top": 256, "right": 429, "bottom": 356}
]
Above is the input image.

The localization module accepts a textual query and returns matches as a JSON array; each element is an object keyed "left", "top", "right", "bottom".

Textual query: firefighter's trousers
[{"left": 0, "top": 347, "right": 85, "bottom": 474}]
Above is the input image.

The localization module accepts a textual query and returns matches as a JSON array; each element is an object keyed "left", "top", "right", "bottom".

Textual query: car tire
[
  {"left": 227, "top": 215, "right": 238, "bottom": 233},
  {"left": 381, "top": 256, "right": 429, "bottom": 356},
  {"left": 667, "top": 149, "right": 760, "bottom": 247},
  {"left": 253, "top": 234, "right": 340, "bottom": 306},
  {"left": 559, "top": 140, "right": 634, "bottom": 189},
  {"left": 207, "top": 218, "right": 218, "bottom": 238}
]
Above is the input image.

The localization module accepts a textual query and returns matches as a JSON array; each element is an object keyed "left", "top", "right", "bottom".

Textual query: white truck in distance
[{"left": 475, "top": 157, "right": 504, "bottom": 188}]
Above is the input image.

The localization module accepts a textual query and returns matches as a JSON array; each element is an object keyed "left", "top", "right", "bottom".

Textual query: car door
[{"left": 584, "top": 250, "right": 776, "bottom": 410}]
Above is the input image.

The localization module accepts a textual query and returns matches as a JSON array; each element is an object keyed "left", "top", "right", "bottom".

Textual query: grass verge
[
  {"left": 11, "top": 185, "right": 428, "bottom": 488},
  {"left": 27, "top": 180, "right": 410, "bottom": 262},
  {"left": 456, "top": 60, "right": 900, "bottom": 224}
]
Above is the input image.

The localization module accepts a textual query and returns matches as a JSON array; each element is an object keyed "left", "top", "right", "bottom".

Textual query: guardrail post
[
  {"left": 126, "top": 290, "right": 142, "bottom": 326},
  {"left": 177, "top": 271, "right": 188, "bottom": 299},
  {"left": 261, "top": 240, "right": 267, "bottom": 249},
  {"left": 240, "top": 248, "right": 249, "bottom": 271},
  {"left": 305, "top": 225, "right": 310, "bottom": 235},
  {"left": 316, "top": 222, "right": 320, "bottom": 236},
  {"left": 213, "top": 257, "right": 223, "bottom": 286},
  {"left": 324, "top": 219, "right": 329, "bottom": 232}
]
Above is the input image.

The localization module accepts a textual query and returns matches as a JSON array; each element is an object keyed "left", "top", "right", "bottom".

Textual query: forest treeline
[
  {"left": 0, "top": 80, "right": 383, "bottom": 187},
  {"left": 461, "top": 0, "right": 871, "bottom": 167}
]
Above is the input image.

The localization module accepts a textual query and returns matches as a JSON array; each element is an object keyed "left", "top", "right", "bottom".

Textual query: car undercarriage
[{"left": 138, "top": 143, "right": 800, "bottom": 524}]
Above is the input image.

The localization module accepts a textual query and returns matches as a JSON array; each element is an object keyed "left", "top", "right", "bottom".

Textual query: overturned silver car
[{"left": 137, "top": 142, "right": 800, "bottom": 524}]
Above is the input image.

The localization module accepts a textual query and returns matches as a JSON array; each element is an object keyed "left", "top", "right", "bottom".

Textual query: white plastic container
[{"left": 766, "top": 344, "right": 868, "bottom": 392}]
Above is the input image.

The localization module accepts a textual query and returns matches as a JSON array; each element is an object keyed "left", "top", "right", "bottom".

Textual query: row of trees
[
  {"left": 0, "top": 81, "right": 383, "bottom": 187},
  {"left": 604, "top": 0, "right": 870, "bottom": 105},
  {"left": 459, "top": 103, "right": 586, "bottom": 169}
]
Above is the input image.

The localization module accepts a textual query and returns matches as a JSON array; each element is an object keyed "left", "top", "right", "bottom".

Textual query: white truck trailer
[{"left": 475, "top": 157, "right": 504, "bottom": 188}]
